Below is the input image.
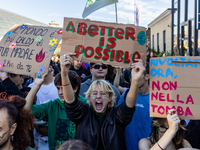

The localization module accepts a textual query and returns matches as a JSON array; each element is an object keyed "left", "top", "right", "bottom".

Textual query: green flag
[{"left": 82, "top": 0, "right": 118, "bottom": 18}]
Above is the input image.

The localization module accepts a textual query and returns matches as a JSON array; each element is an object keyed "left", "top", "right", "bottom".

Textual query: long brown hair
[
  {"left": 149, "top": 117, "right": 186, "bottom": 149},
  {"left": 0, "top": 96, "right": 34, "bottom": 150}
]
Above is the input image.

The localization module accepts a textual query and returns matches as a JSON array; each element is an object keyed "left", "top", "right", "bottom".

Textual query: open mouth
[{"left": 95, "top": 101, "right": 103, "bottom": 110}]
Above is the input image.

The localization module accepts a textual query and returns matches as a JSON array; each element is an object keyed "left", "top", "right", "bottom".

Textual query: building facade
[
  {"left": 0, "top": 9, "right": 47, "bottom": 40},
  {"left": 148, "top": 9, "right": 172, "bottom": 53}
]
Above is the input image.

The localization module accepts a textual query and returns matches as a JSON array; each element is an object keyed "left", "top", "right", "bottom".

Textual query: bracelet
[
  {"left": 157, "top": 143, "right": 165, "bottom": 150},
  {"left": 62, "top": 83, "right": 71, "bottom": 86}
]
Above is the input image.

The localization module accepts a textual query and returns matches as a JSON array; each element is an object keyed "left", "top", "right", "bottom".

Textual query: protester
[
  {"left": 69, "top": 59, "right": 91, "bottom": 81},
  {"left": 60, "top": 53, "right": 145, "bottom": 150},
  {"left": 139, "top": 109, "right": 197, "bottom": 150},
  {"left": 25, "top": 71, "right": 86, "bottom": 150},
  {"left": 58, "top": 139, "right": 91, "bottom": 150},
  {"left": 79, "top": 62, "right": 120, "bottom": 105},
  {"left": 0, "top": 96, "right": 35, "bottom": 150},
  {"left": 0, "top": 72, "right": 31, "bottom": 99},
  {"left": 117, "top": 67, "right": 152, "bottom": 150},
  {"left": 0, "top": 72, "right": 35, "bottom": 148},
  {"left": 28, "top": 63, "right": 59, "bottom": 150}
]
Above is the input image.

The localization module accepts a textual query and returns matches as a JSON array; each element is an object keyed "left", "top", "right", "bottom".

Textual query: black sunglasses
[{"left": 92, "top": 64, "right": 107, "bottom": 69}]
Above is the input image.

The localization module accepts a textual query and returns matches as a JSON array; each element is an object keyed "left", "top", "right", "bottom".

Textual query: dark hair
[
  {"left": 54, "top": 71, "right": 81, "bottom": 96},
  {"left": 50, "top": 60, "right": 54, "bottom": 66},
  {"left": 149, "top": 117, "right": 186, "bottom": 149},
  {"left": 8, "top": 73, "right": 23, "bottom": 78},
  {"left": 52, "top": 64, "right": 60, "bottom": 76},
  {"left": 105, "top": 65, "right": 115, "bottom": 83},
  {"left": 145, "top": 61, "right": 150, "bottom": 75},
  {"left": 89, "top": 62, "right": 95, "bottom": 70},
  {"left": 0, "top": 96, "right": 34, "bottom": 150},
  {"left": 58, "top": 139, "right": 91, "bottom": 150}
]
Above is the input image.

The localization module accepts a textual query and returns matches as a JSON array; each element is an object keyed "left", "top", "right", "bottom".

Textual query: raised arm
[
  {"left": 25, "top": 74, "right": 46, "bottom": 110},
  {"left": 125, "top": 59, "right": 145, "bottom": 108},
  {"left": 139, "top": 109, "right": 180, "bottom": 150},
  {"left": 60, "top": 53, "right": 76, "bottom": 104}
]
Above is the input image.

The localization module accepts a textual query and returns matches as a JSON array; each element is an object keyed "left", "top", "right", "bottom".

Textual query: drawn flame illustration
[{"left": 35, "top": 48, "right": 45, "bottom": 63}]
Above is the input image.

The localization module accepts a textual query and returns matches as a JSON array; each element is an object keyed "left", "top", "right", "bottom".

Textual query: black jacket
[
  {"left": 69, "top": 65, "right": 91, "bottom": 80},
  {"left": 64, "top": 98, "right": 134, "bottom": 150},
  {"left": 0, "top": 77, "right": 31, "bottom": 99},
  {"left": 184, "top": 120, "right": 200, "bottom": 149}
]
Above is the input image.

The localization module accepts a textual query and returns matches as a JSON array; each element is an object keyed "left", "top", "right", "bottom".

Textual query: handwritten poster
[
  {"left": 61, "top": 18, "right": 146, "bottom": 67},
  {"left": 0, "top": 24, "right": 62, "bottom": 78},
  {"left": 150, "top": 56, "right": 200, "bottom": 120}
]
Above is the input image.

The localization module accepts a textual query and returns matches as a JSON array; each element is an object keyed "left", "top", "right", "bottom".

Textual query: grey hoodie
[{"left": 79, "top": 79, "right": 121, "bottom": 105}]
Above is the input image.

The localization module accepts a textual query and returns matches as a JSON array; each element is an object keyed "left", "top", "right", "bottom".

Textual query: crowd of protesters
[{"left": 0, "top": 49, "right": 199, "bottom": 150}]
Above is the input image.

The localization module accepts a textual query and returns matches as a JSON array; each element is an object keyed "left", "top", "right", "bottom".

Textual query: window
[
  {"left": 163, "top": 30, "right": 166, "bottom": 52},
  {"left": 152, "top": 35, "right": 154, "bottom": 50},
  {"left": 157, "top": 33, "right": 159, "bottom": 52}
]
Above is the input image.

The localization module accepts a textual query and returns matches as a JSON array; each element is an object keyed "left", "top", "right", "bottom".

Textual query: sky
[{"left": 0, "top": 0, "right": 171, "bottom": 28}]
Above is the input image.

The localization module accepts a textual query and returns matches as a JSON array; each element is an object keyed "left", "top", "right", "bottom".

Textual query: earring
[{"left": 11, "top": 135, "right": 14, "bottom": 141}]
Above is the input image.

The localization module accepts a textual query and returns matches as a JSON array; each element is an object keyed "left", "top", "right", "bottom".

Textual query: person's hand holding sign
[
  {"left": 126, "top": 59, "right": 145, "bottom": 108},
  {"left": 131, "top": 59, "right": 145, "bottom": 83},
  {"left": 60, "top": 53, "right": 76, "bottom": 104},
  {"left": 167, "top": 109, "right": 181, "bottom": 134},
  {"left": 60, "top": 53, "right": 76, "bottom": 76}
]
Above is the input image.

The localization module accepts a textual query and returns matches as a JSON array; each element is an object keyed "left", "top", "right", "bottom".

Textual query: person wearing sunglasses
[
  {"left": 138, "top": 109, "right": 197, "bottom": 150},
  {"left": 79, "top": 62, "right": 121, "bottom": 105},
  {"left": 60, "top": 53, "right": 145, "bottom": 150}
]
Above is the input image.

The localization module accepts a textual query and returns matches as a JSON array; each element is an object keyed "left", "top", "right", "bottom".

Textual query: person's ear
[
  {"left": 10, "top": 123, "right": 17, "bottom": 136},
  {"left": 145, "top": 74, "right": 150, "bottom": 80},
  {"left": 73, "top": 86, "right": 78, "bottom": 93}
]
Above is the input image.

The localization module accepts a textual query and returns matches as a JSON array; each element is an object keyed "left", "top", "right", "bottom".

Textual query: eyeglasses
[
  {"left": 158, "top": 126, "right": 168, "bottom": 133},
  {"left": 92, "top": 64, "right": 107, "bottom": 69},
  {"left": 91, "top": 91, "right": 107, "bottom": 96}
]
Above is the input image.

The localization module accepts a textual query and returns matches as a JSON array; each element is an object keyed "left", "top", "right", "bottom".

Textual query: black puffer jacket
[{"left": 64, "top": 98, "right": 135, "bottom": 150}]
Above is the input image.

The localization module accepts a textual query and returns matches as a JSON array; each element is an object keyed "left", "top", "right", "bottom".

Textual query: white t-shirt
[{"left": 28, "top": 79, "right": 59, "bottom": 105}]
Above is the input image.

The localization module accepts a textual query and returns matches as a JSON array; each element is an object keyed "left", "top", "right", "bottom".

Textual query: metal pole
[
  {"left": 185, "top": 0, "right": 188, "bottom": 21},
  {"left": 115, "top": 3, "right": 118, "bottom": 23},
  {"left": 181, "top": 26, "right": 184, "bottom": 56},
  {"left": 194, "top": 0, "right": 198, "bottom": 56},
  {"left": 177, "top": 0, "right": 180, "bottom": 55},
  {"left": 188, "top": 20, "right": 192, "bottom": 56},
  {"left": 171, "top": 0, "right": 174, "bottom": 55}
]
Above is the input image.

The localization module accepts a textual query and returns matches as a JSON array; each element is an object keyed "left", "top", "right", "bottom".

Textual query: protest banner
[
  {"left": 0, "top": 24, "right": 62, "bottom": 78},
  {"left": 61, "top": 18, "right": 146, "bottom": 67},
  {"left": 150, "top": 56, "right": 200, "bottom": 119}
]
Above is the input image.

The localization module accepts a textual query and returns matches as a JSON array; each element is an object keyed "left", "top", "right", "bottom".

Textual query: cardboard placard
[
  {"left": 150, "top": 56, "right": 200, "bottom": 120},
  {"left": 0, "top": 24, "right": 62, "bottom": 78},
  {"left": 61, "top": 18, "right": 146, "bottom": 67}
]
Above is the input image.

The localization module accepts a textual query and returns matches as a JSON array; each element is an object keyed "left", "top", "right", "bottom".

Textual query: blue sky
[{"left": 0, "top": 0, "right": 171, "bottom": 28}]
